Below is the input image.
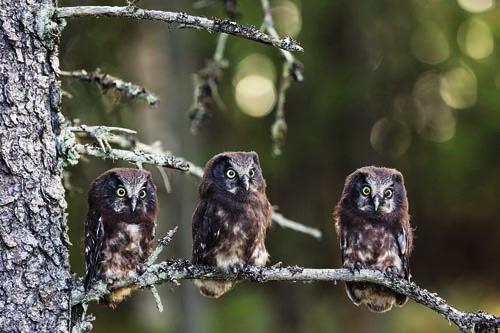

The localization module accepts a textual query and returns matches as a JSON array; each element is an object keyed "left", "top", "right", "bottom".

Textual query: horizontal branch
[
  {"left": 55, "top": 6, "right": 303, "bottom": 52},
  {"left": 73, "top": 144, "right": 189, "bottom": 171},
  {"left": 72, "top": 259, "right": 500, "bottom": 332},
  {"left": 61, "top": 69, "right": 159, "bottom": 106}
]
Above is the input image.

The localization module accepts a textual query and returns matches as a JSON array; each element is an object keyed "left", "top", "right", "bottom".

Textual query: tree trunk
[{"left": 0, "top": 1, "right": 70, "bottom": 332}]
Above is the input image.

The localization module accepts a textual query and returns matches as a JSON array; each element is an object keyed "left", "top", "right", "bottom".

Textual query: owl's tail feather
[
  {"left": 103, "top": 285, "right": 139, "bottom": 308},
  {"left": 194, "top": 279, "right": 235, "bottom": 298},
  {"left": 346, "top": 282, "right": 406, "bottom": 313}
]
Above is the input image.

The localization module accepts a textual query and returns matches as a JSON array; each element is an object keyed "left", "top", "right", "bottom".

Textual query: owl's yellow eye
[
  {"left": 249, "top": 169, "right": 255, "bottom": 177},
  {"left": 226, "top": 169, "right": 236, "bottom": 179},
  {"left": 139, "top": 189, "right": 147, "bottom": 199},
  {"left": 361, "top": 185, "right": 371, "bottom": 196},
  {"left": 116, "top": 187, "right": 127, "bottom": 197},
  {"left": 384, "top": 188, "right": 393, "bottom": 199}
]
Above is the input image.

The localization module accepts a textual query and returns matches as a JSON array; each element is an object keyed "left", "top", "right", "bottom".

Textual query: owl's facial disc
[
  {"left": 113, "top": 180, "right": 149, "bottom": 214},
  {"left": 357, "top": 178, "right": 396, "bottom": 214},
  {"left": 223, "top": 163, "right": 258, "bottom": 194},
  {"left": 225, "top": 167, "right": 254, "bottom": 193}
]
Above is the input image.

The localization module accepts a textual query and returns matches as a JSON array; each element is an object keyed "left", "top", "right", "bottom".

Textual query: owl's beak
[
  {"left": 130, "top": 196, "right": 138, "bottom": 212},
  {"left": 372, "top": 195, "right": 381, "bottom": 212},
  {"left": 240, "top": 175, "right": 250, "bottom": 191}
]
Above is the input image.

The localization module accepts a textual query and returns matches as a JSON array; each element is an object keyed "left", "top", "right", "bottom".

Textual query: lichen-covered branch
[
  {"left": 72, "top": 252, "right": 499, "bottom": 332},
  {"left": 260, "top": 0, "right": 304, "bottom": 156},
  {"left": 58, "top": 125, "right": 189, "bottom": 171},
  {"left": 73, "top": 144, "right": 189, "bottom": 171},
  {"left": 55, "top": 6, "right": 303, "bottom": 52},
  {"left": 61, "top": 69, "right": 159, "bottom": 106}
]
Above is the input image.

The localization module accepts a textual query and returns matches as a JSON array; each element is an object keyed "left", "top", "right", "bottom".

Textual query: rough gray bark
[{"left": 0, "top": 1, "right": 70, "bottom": 332}]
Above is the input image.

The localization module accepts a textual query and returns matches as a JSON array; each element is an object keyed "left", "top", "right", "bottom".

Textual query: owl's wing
[
  {"left": 395, "top": 228, "right": 410, "bottom": 280},
  {"left": 339, "top": 229, "right": 348, "bottom": 264},
  {"left": 83, "top": 210, "right": 105, "bottom": 291},
  {"left": 192, "top": 200, "right": 220, "bottom": 265}
]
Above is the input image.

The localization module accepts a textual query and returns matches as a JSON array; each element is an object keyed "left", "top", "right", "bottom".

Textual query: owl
[
  {"left": 334, "top": 166, "right": 413, "bottom": 313},
  {"left": 84, "top": 168, "right": 158, "bottom": 307},
  {"left": 192, "top": 151, "right": 272, "bottom": 298}
]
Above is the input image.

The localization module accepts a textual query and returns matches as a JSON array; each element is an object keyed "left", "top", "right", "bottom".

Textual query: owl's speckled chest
[
  {"left": 344, "top": 223, "right": 402, "bottom": 271},
  {"left": 215, "top": 208, "right": 266, "bottom": 267},
  {"left": 200, "top": 195, "right": 271, "bottom": 268},
  {"left": 99, "top": 222, "right": 153, "bottom": 285}
]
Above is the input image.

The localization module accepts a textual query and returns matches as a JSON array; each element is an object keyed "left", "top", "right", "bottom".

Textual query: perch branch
[
  {"left": 61, "top": 69, "right": 159, "bottom": 106},
  {"left": 55, "top": 6, "right": 303, "bottom": 52},
  {"left": 260, "top": 0, "right": 304, "bottom": 156},
  {"left": 72, "top": 258, "right": 500, "bottom": 333}
]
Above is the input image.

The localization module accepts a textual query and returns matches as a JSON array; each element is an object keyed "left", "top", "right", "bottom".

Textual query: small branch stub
[{"left": 61, "top": 69, "right": 159, "bottom": 106}]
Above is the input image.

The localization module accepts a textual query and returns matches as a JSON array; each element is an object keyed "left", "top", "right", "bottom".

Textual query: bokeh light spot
[
  {"left": 413, "top": 71, "right": 442, "bottom": 107},
  {"left": 370, "top": 118, "right": 411, "bottom": 157},
  {"left": 457, "top": 18, "right": 494, "bottom": 60},
  {"left": 411, "top": 25, "right": 449, "bottom": 65},
  {"left": 439, "top": 66, "right": 477, "bottom": 109},
  {"left": 235, "top": 75, "right": 276, "bottom": 118},
  {"left": 457, "top": 0, "right": 494, "bottom": 13},
  {"left": 394, "top": 95, "right": 426, "bottom": 132},
  {"left": 418, "top": 104, "right": 456, "bottom": 142},
  {"left": 233, "top": 54, "right": 276, "bottom": 85},
  {"left": 272, "top": 1, "right": 302, "bottom": 38}
]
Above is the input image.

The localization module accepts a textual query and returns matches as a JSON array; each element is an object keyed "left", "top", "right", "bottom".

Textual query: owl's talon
[
  {"left": 345, "top": 262, "right": 363, "bottom": 275},
  {"left": 229, "top": 263, "right": 244, "bottom": 275},
  {"left": 136, "top": 264, "right": 146, "bottom": 275},
  {"left": 384, "top": 266, "right": 399, "bottom": 279}
]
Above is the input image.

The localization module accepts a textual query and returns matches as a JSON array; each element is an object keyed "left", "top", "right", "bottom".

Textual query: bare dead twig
[
  {"left": 55, "top": 6, "right": 303, "bottom": 52},
  {"left": 61, "top": 69, "right": 159, "bottom": 106},
  {"left": 260, "top": 0, "right": 304, "bottom": 156}
]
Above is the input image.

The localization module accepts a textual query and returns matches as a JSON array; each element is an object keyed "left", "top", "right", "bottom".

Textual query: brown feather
[
  {"left": 84, "top": 168, "right": 158, "bottom": 307},
  {"left": 334, "top": 166, "right": 413, "bottom": 312},
  {"left": 192, "top": 152, "right": 272, "bottom": 298}
]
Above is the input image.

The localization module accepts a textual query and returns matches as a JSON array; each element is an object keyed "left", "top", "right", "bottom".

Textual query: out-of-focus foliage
[{"left": 60, "top": 0, "right": 500, "bottom": 332}]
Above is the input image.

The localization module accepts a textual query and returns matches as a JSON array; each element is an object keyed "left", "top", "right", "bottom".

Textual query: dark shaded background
[{"left": 60, "top": 0, "right": 500, "bottom": 332}]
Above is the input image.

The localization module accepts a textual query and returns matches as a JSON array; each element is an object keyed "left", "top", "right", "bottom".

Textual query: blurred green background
[{"left": 60, "top": 0, "right": 500, "bottom": 332}]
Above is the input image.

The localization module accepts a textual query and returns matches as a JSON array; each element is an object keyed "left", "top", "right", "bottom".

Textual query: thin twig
[
  {"left": 148, "top": 286, "right": 164, "bottom": 312},
  {"left": 72, "top": 259, "right": 500, "bottom": 332},
  {"left": 56, "top": 6, "right": 303, "bottom": 52},
  {"left": 189, "top": 32, "right": 229, "bottom": 133},
  {"left": 260, "top": 0, "right": 304, "bottom": 156},
  {"left": 145, "top": 227, "right": 178, "bottom": 267},
  {"left": 271, "top": 62, "right": 291, "bottom": 156},
  {"left": 61, "top": 69, "right": 159, "bottom": 106},
  {"left": 271, "top": 209, "right": 321, "bottom": 239}
]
